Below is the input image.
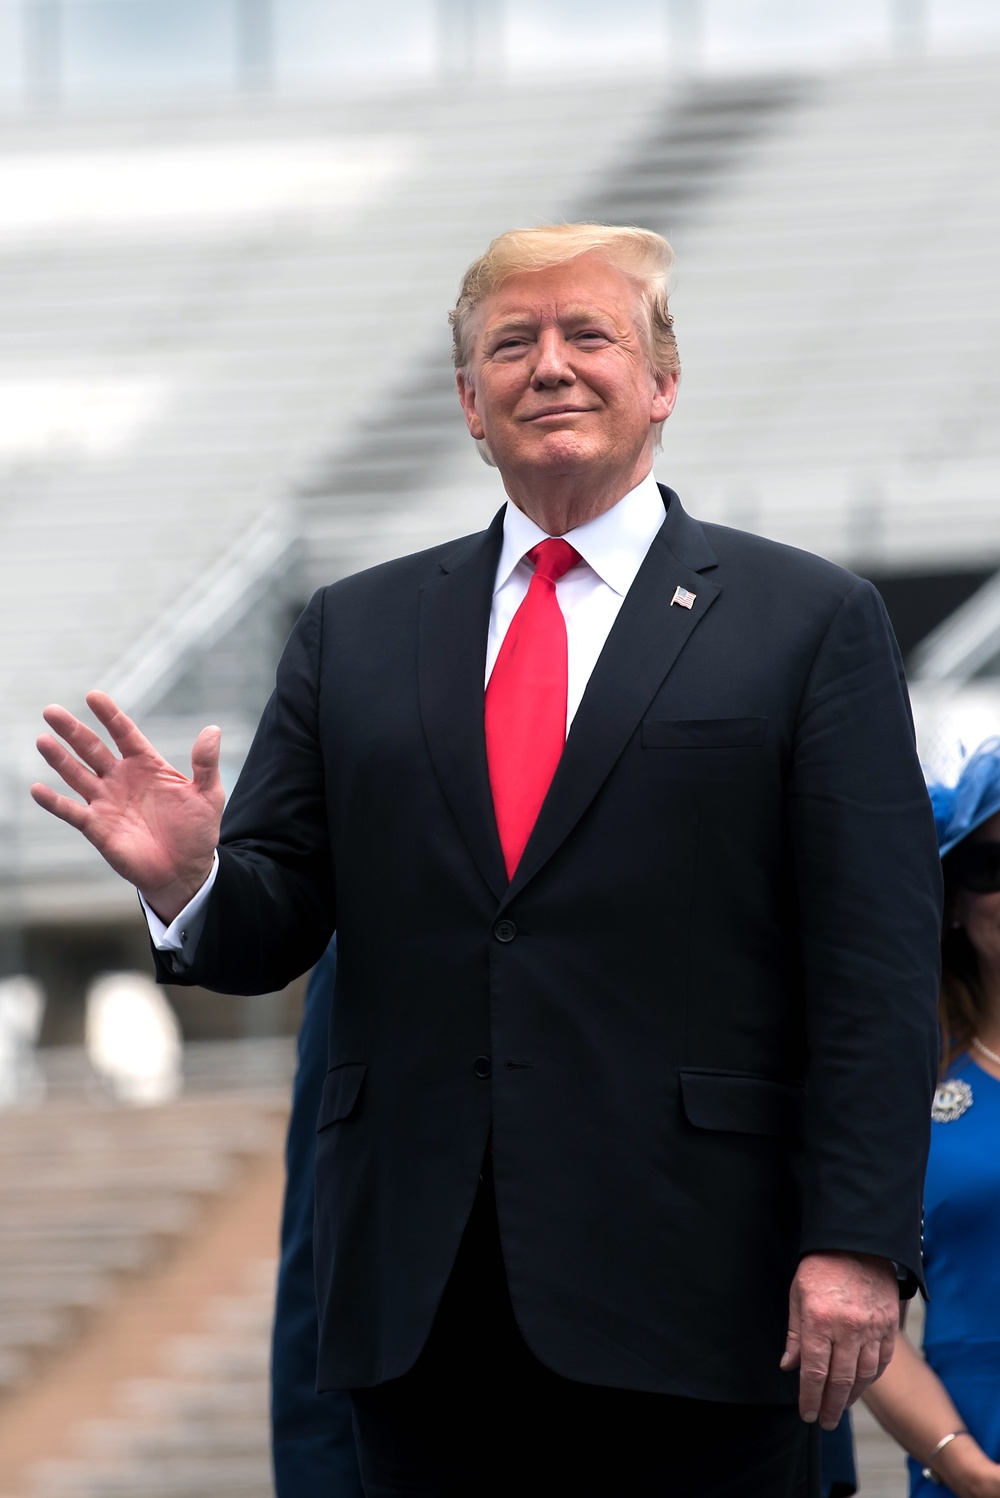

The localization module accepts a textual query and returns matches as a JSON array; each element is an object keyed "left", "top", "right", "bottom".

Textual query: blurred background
[{"left": 0, "top": 2, "right": 998, "bottom": 1493}]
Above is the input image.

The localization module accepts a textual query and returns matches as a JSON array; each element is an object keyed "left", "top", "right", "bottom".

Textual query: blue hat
[{"left": 927, "top": 737, "right": 1000, "bottom": 858}]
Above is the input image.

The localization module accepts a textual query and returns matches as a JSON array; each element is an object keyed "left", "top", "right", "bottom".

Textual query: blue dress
[{"left": 908, "top": 1055, "right": 1000, "bottom": 1496}]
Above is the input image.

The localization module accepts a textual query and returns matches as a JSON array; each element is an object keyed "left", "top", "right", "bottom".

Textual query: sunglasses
[{"left": 952, "top": 841, "right": 1000, "bottom": 894}]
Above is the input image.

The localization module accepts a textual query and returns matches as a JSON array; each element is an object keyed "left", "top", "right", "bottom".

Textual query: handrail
[
  {"left": 98, "top": 508, "right": 298, "bottom": 720},
  {"left": 910, "top": 569, "right": 1000, "bottom": 685}
]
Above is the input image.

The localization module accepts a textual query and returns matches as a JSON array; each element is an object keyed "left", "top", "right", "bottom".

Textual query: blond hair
[{"left": 449, "top": 224, "right": 679, "bottom": 464}]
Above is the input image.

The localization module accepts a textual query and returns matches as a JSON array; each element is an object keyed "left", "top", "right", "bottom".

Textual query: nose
[{"left": 530, "top": 329, "right": 576, "bottom": 388}]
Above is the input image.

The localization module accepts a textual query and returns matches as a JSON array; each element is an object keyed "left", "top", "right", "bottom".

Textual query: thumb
[
  {"left": 191, "top": 725, "right": 223, "bottom": 797},
  {"left": 781, "top": 1308, "right": 802, "bottom": 1371}
]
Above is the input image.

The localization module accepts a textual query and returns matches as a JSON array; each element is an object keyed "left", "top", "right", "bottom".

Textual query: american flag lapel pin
[{"left": 670, "top": 586, "right": 696, "bottom": 610}]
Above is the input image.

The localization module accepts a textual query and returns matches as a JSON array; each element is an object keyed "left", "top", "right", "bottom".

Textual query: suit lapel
[
  {"left": 503, "top": 488, "right": 720, "bottom": 903},
  {"left": 418, "top": 508, "right": 508, "bottom": 902}
]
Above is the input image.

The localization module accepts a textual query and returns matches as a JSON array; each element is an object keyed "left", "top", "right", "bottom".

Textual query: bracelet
[{"left": 921, "top": 1430, "right": 970, "bottom": 1483}]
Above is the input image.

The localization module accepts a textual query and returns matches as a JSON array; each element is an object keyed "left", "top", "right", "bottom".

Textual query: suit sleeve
[
  {"left": 153, "top": 589, "right": 336, "bottom": 996},
  {"left": 789, "top": 578, "right": 941, "bottom": 1291}
]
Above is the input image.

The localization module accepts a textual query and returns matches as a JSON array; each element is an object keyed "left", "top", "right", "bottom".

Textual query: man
[
  {"left": 271, "top": 936, "right": 363, "bottom": 1498},
  {"left": 33, "top": 224, "right": 941, "bottom": 1495}
]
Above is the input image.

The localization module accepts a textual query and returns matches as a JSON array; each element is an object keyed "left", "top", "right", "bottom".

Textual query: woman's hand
[
  {"left": 864, "top": 1331, "right": 995, "bottom": 1497},
  {"left": 935, "top": 1441, "right": 1000, "bottom": 1498}
]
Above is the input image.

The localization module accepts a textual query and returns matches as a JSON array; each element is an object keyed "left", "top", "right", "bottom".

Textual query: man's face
[{"left": 456, "top": 252, "right": 677, "bottom": 494}]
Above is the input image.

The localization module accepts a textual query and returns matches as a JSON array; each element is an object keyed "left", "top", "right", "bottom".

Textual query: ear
[
  {"left": 456, "top": 371, "right": 485, "bottom": 442},
  {"left": 650, "top": 369, "right": 679, "bottom": 426}
]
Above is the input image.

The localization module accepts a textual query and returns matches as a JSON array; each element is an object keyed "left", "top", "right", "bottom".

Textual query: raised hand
[{"left": 31, "top": 690, "right": 224, "bottom": 924}]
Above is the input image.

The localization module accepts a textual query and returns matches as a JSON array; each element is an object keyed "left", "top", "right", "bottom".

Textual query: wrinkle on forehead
[
  {"left": 474, "top": 284, "right": 647, "bottom": 365},
  {"left": 481, "top": 300, "right": 637, "bottom": 344}
]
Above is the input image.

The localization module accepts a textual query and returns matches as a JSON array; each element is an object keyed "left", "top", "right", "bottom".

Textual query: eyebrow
[
  {"left": 483, "top": 307, "right": 620, "bottom": 342},
  {"left": 483, "top": 316, "right": 539, "bottom": 341}
]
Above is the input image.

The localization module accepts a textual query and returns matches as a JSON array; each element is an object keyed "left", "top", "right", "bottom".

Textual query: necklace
[{"left": 972, "top": 1036, "right": 1000, "bottom": 1068}]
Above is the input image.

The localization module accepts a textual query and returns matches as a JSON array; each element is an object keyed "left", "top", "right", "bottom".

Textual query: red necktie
[{"left": 485, "top": 538, "right": 581, "bottom": 879}]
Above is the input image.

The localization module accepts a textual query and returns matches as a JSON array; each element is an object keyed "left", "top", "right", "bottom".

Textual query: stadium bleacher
[
  {"left": 1, "top": 51, "right": 999, "bottom": 1493},
  {"left": 24, "top": 1258, "right": 277, "bottom": 1497},
  {"left": 6, "top": 52, "right": 1000, "bottom": 937},
  {"left": 0, "top": 1041, "right": 291, "bottom": 1498},
  {"left": 0, "top": 75, "right": 670, "bottom": 925}
]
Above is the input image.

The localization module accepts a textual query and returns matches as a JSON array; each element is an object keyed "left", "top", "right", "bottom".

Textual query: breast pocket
[{"left": 641, "top": 717, "right": 767, "bottom": 779}]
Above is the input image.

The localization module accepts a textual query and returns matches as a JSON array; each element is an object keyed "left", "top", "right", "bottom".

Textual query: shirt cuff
[{"left": 140, "top": 851, "right": 220, "bottom": 963}]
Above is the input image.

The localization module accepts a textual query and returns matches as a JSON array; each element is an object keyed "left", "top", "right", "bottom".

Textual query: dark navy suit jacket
[
  {"left": 271, "top": 937, "right": 363, "bottom": 1497},
  {"left": 276, "top": 943, "right": 856, "bottom": 1494},
  {"left": 170, "top": 487, "right": 941, "bottom": 1400}
]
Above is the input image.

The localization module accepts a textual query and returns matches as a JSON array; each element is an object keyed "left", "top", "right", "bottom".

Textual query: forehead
[{"left": 474, "top": 253, "right": 641, "bottom": 334}]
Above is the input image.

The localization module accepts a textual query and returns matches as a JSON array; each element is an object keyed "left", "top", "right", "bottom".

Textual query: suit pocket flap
[
  {"left": 642, "top": 717, "right": 766, "bottom": 748},
  {"left": 316, "top": 1062, "right": 368, "bottom": 1131},
  {"left": 679, "top": 1070, "right": 803, "bottom": 1140}
]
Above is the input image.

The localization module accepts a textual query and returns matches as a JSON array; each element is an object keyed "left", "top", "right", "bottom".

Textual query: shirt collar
[{"left": 494, "top": 471, "right": 666, "bottom": 597}]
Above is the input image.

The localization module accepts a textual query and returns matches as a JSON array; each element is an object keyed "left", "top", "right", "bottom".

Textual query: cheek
[
  {"left": 965, "top": 897, "right": 1000, "bottom": 955},
  {"left": 477, "top": 375, "right": 521, "bottom": 424}
]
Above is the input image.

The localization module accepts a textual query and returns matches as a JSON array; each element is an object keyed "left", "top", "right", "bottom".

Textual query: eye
[{"left": 491, "top": 336, "right": 529, "bottom": 358}]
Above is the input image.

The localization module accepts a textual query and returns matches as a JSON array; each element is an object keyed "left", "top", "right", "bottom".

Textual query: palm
[{"left": 31, "top": 691, "right": 224, "bottom": 913}]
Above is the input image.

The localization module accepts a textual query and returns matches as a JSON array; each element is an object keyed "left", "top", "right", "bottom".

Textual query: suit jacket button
[
  {"left": 473, "top": 1056, "right": 492, "bottom": 1079},
  {"left": 494, "top": 920, "right": 516, "bottom": 943}
]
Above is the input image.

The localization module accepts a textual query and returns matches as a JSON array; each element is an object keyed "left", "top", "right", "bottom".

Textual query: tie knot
[{"left": 527, "top": 538, "right": 581, "bottom": 585}]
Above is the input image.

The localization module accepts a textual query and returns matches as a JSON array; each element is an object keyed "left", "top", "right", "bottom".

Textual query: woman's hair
[
  {"left": 448, "top": 224, "right": 680, "bottom": 465},
  {"left": 939, "top": 851, "right": 987, "bottom": 1073}
]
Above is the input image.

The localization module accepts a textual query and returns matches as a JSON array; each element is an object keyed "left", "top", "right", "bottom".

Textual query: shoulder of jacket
[
  {"left": 701, "top": 521, "right": 869, "bottom": 602},
  {"left": 312, "top": 528, "right": 491, "bottom": 606}
]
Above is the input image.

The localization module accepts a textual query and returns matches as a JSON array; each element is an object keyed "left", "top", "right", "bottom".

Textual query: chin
[{"left": 523, "top": 433, "right": 596, "bottom": 470}]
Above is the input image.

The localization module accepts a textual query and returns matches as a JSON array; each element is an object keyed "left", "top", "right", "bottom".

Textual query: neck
[{"left": 503, "top": 459, "right": 654, "bottom": 536}]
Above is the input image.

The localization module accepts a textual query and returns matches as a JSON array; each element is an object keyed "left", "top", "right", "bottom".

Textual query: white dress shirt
[
  {"left": 487, "top": 469, "right": 665, "bottom": 729},
  {"left": 147, "top": 469, "right": 666, "bottom": 958}
]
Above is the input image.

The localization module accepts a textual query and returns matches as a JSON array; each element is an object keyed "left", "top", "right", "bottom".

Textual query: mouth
[{"left": 524, "top": 405, "right": 594, "bottom": 422}]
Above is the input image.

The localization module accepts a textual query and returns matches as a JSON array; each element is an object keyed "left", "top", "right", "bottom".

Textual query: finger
[
  {"left": 781, "top": 1286, "right": 803, "bottom": 1372},
  {"left": 854, "top": 1338, "right": 881, "bottom": 1387},
  {"left": 190, "top": 726, "right": 222, "bottom": 797},
  {"left": 796, "top": 1332, "right": 832, "bottom": 1425},
  {"left": 818, "top": 1343, "right": 862, "bottom": 1431},
  {"left": 35, "top": 735, "right": 101, "bottom": 801},
  {"left": 876, "top": 1330, "right": 896, "bottom": 1381},
  {"left": 780, "top": 1328, "right": 801, "bottom": 1371},
  {"left": 41, "top": 705, "right": 117, "bottom": 775},
  {"left": 85, "top": 691, "right": 157, "bottom": 760},
  {"left": 30, "top": 781, "right": 90, "bottom": 832},
  {"left": 842, "top": 1340, "right": 882, "bottom": 1410}
]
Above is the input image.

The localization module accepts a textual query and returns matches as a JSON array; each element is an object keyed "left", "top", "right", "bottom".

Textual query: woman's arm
[{"left": 864, "top": 1323, "right": 1000, "bottom": 1496}]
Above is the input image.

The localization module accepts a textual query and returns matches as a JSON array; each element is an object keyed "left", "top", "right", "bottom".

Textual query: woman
[{"left": 864, "top": 737, "right": 1000, "bottom": 1496}]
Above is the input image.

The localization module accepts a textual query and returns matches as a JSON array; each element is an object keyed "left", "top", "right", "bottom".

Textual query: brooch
[{"left": 931, "top": 1079, "right": 973, "bottom": 1123}]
